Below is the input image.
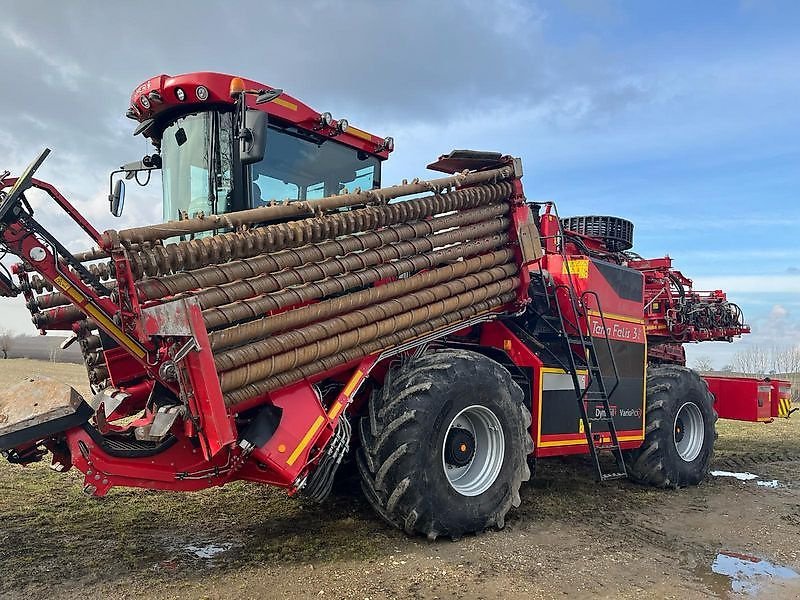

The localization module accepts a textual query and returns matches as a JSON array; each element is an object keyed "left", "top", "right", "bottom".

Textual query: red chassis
[
  {"left": 0, "top": 153, "right": 538, "bottom": 496},
  {"left": 0, "top": 148, "right": 777, "bottom": 500}
]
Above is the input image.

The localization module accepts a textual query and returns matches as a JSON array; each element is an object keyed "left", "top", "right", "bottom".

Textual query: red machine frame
[{"left": 0, "top": 71, "right": 782, "bottom": 502}]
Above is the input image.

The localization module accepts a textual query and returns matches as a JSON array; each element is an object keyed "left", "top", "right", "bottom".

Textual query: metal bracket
[
  {"left": 173, "top": 337, "right": 200, "bottom": 363},
  {"left": 139, "top": 296, "right": 200, "bottom": 337},
  {"left": 90, "top": 387, "right": 130, "bottom": 418}
]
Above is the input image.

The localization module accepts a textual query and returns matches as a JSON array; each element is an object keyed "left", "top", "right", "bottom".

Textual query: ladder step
[
  {"left": 600, "top": 472, "right": 627, "bottom": 481},
  {"left": 594, "top": 444, "right": 620, "bottom": 451}
]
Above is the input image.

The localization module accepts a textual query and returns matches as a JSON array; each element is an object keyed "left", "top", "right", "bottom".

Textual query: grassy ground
[
  {"left": 1, "top": 359, "right": 799, "bottom": 599},
  {"left": 0, "top": 360, "right": 393, "bottom": 595},
  {"left": 0, "top": 358, "right": 92, "bottom": 396}
]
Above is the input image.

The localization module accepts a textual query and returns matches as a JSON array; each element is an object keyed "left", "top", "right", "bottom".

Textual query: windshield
[
  {"left": 250, "top": 124, "right": 380, "bottom": 206},
  {"left": 161, "top": 111, "right": 234, "bottom": 232}
]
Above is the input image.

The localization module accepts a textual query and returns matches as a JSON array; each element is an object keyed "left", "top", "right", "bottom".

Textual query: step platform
[{"left": 0, "top": 376, "right": 93, "bottom": 450}]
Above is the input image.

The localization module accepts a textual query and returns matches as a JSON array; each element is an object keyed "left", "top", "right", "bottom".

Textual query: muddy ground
[{"left": 1, "top": 359, "right": 799, "bottom": 599}]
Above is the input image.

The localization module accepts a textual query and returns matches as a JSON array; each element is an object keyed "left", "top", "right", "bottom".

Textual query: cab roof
[{"left": 128, "top": 72, "right": 393, "bottom": 159}]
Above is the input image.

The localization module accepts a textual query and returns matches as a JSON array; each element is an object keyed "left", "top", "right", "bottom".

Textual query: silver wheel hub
[
  {"left": 442, "top": 405, "right": 505, "bottom": 496},
  {"left": 674, "top": 401, "right": 704, "bottom": 462}
]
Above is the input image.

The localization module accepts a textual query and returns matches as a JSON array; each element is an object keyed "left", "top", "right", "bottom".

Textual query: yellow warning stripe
[
  {"left": 327, "top": 402, "right": 344, "bottom": 420},
  {"left": 347, "top": 126, "right": 373, "bottom": 142},
  {"left": 327, "top": 369, "right": 364, "bottom": 419},
  {"left": 273, "top": 97, "right": 298, "bottom": 111},
  {"left": 343, "top": 369, "right": 363, "bottom": 397},
  {"left": 287, "top": 415, "right": 325, "bottom": 466},
  {"left": 587, "top": 310, "right": 645, "bottom": 325},
  {"left": 53, "top": 276, "right": 146, "bottom": 359},
  {"left": 778, "top": 397, "right": 792, "bottom": 418}
]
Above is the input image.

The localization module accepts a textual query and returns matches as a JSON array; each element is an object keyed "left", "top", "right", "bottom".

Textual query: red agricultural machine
[{"left": 0, "top": 72, "right": 787, "bottom": 539}]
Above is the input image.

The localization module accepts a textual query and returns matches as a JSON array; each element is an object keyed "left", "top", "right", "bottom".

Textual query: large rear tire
[
  {"left": 625, "top": 365, "right": 716, "bottom": 488},
  {"left": 357, "top": 349, "right": 532, "bottom": 540}
]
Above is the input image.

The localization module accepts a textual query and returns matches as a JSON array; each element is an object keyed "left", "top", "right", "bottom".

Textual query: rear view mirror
[
  {"left": 240, "top": 109, "right": 267, "bottom": 165},
  {"left": 110, "top": 179, "right": 125, "bottom": 217}
]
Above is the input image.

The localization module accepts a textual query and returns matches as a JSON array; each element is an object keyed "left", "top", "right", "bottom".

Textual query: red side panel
[{"left": 704, "top": 376, "right": 773, "bottom": 423}]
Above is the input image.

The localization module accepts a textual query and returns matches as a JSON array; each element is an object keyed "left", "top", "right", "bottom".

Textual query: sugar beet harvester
[{"left": 0, "top": 72, "right": 766, "bottom": 540}]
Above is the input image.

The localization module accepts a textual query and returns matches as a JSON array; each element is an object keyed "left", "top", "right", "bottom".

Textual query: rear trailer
[{"left": 704, "top": 376, "right": 795, "bottom": 422}]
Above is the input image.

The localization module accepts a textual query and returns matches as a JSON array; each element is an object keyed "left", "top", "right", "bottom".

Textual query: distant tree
[
  {"left": 692, "top": 355, "right": 715, "bottom": 372},
  {"left": 732, "top": 346, "right": 771, "bottom": 376},
  {"left": 0, "top": 329, "right": 13, "bottom": 359},
  {"left": 773, "top": 346, "right": 800, "bottom": 375},
  {"left": 731, "top": 345, "right": 800, "bottom": 377}
]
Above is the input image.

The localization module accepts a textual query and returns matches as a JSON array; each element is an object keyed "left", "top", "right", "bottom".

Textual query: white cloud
[
  {"left": 691, "top": 274, "right": 800, "bottom": 294},
  {"left": 770, "top": 304, "right": 789, "bottom": 319}
]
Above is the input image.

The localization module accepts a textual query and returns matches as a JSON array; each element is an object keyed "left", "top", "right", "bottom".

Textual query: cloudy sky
[{"left": 0, "top": 0, "right": 798, "bottom": 368}]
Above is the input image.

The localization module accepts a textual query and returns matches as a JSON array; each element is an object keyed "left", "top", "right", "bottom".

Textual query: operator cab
[{"left": 114, "top": 72, "right": 392, "bottom": 238}]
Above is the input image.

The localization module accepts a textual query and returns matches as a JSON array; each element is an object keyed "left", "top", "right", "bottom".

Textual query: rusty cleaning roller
[
  {"left": 136, "top": 203, "right": 508, "bottom": 302},
  {"left": 223, "top": 292, "right": 516, "bottom": 406},
  {"left": 33, "top": 305, "right": 85, "bottom": 330},
  {"left": 30, "top": 291, "right": 71, "bottom": 310},
  {"left": 109, "top": 166, "right": 515, "bottom": 247},
  {"left": 28, "top": 259, "right": 115, "bottom": 294},
  {"left": 218, "top": 277, "right": 519, "bottom": 393},
  {"left": 88, "top": 365, "right": 109, "bottom": 385},
  {"left": 202, "top": 232, "right": 510, "bottom": 330},
  {"left": 122, "top": 181, "right": 512, "bottom": 278},
  {"left": 214, "top": 264, "right": 517, "bottom": 373},
  {"left": 208, "top": 249, "right": 515, "bottom": 350},
  {"left": 79, "top": 334, "right": 102, "bottom": 352},
  {"left": 192, "top": 217, "right": 509, "bottom": 314},
  {"left": 31, "top": 276, "right": 118, "bottom": 306}
]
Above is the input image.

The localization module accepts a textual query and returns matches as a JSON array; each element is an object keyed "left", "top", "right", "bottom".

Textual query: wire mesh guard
[{"left": 560, "top": 215, "right": 634, "bottom": 252}]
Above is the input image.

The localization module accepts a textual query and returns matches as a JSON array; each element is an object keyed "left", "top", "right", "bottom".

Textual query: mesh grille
[{"left": 560, "top": 215, "right": 634, "bottom": 252}]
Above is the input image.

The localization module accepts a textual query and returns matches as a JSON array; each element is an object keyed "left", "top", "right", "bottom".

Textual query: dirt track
[{"left": 1, "top": 359, "right": 799, "bottom": 599}]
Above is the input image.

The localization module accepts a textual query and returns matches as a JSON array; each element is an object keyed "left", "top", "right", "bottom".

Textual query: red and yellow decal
[
  {"left": 287, "top": 415, "right": 325, "bottom": 466},
  {"left": 52, "top": 275, "right": 146, "bottom": 359}
]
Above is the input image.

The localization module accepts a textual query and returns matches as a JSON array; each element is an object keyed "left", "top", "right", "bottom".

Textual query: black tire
[
  {"left": 357, "top": 349, "right": 533, "bottom": 540},
  {"left": 625, "top": 365, "right": 716, "bottom": 488}
]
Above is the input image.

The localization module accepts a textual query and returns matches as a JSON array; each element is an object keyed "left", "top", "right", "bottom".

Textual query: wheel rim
[
  {"left": 442, "top": 405, "right": 505, "bottom": 496},
  {"left": 674, "top": 402, "right": 704, "bottom": 462}
]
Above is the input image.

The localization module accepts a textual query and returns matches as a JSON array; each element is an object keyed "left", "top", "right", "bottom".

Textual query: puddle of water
[
  {"left": 183, "top": 542, "right": 233, "bottom": 559},
  {"left": 710, "top": 470, "right": 785, "bottom": 490},
  {"left": 711, "top": 470, "right": 759, "bottom": 481},
  {"left": 756, "top": 480, "right": 782, "bottom": 488},
  {"left": 711, "top": 551, "right": 799, "bottom": 596}
]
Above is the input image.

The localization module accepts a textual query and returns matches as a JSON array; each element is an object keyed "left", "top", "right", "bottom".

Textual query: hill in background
[{"left": 3, "top": 335, "right": 83, "bottom": 364}]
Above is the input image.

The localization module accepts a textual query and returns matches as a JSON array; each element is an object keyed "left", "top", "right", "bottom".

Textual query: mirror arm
[{"left": 108, "top": 160, "right": 159, "bottom": 216}]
